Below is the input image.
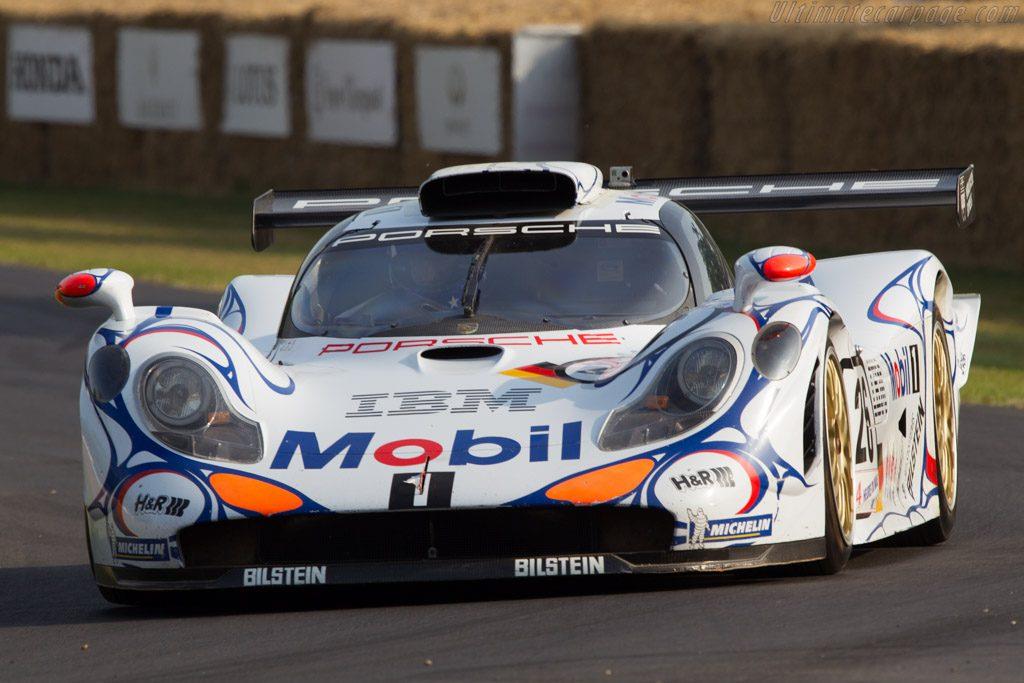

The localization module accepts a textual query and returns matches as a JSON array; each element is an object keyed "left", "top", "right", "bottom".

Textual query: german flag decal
[{"left": 501, "top": 363, "right": 577, "bottom": 388}]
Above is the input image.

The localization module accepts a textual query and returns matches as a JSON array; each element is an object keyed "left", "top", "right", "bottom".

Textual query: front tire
[
  {"left": 86, "top": 508, "right": 165, "bottom": 606},
  {"left": 84, "top": 507, "right": 97, "bottom": 579},
  {"left": 98, "top": 585, "right": 147, "bottom": 606},
  {"left": 816, "top": 346, "right": 853, "bottom": 574}
]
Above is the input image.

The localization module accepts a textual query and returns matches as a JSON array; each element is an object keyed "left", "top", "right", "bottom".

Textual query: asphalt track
[{"left": 1, "top": 263, "right": 1022, "bottom": 681}]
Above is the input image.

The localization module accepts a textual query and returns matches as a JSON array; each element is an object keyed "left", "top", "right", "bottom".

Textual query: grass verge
[
  {"left": 0, "top": 185, "right": 317, "bottom": 290},
  {"left": 1, "top": 184, "right": 1020, "bottom": 408}
]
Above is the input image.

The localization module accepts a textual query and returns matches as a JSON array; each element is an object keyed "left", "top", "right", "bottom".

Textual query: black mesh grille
[
  {"left": 803, "top": 360, "right": 818, "bottom": 474},
  {"left": 178, "top": 507, "right": 675, "bottom": 568}
]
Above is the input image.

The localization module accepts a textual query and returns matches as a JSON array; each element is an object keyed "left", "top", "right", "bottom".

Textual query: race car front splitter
[{"left": 96, "top": 538, "right": 824, "bottom": 592}]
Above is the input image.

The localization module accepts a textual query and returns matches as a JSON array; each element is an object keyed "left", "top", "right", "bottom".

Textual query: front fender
[
  {"left": 530, "top": 286, "right": 838, "bottom": 549},
  {"left": 80, "top": 308, "right": 315, "bottom": 569},
  {"left": 217, "top": 274, "right": 293, "bottom": 357}
]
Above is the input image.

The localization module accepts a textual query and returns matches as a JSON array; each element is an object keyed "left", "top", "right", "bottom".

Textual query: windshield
[{"left": 284, "top": 222, "right": 691, "bottom": 338}]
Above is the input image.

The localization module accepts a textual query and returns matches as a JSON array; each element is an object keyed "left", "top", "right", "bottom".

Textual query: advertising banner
[
  {"left": 305, "top": 40, "right": 397, "bottom": 147},
  {"left": 512, "top": 26, "right": 580, "bottom": 161},
  {"left": 118, "top": 27, "right": 202, "bottom": 131},
  {"left": 415, "top": 45, "right": 502, "bottom": 155},
  {"left": 7, "top": 24, "right": 94, "bottom": 125},
  {"left": 222, "top": 34, "right": 290, "bottom": 138}
]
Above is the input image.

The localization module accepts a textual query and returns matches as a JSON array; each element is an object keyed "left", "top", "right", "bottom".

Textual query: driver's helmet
[
  {"left": 388, "top": 245, "right": 450, "bottom": 298},
  {"left": 409, "top": 258, "right": 442, "bottom": 289}
]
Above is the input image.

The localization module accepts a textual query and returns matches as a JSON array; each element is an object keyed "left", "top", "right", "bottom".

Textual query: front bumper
[{"left": 95, "top": 538, "right": 825, "bottom": 592}]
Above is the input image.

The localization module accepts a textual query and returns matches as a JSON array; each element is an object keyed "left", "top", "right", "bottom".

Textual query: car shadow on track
[{"left": 0, "top": 555, "right": 902, "bottom": 627}]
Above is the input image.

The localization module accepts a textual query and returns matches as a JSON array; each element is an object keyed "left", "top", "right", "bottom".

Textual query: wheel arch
[
  {"left": 933, "top": 268, "right": 953, "bottom": 319},
  {"left": 827, "top": 311, "right": 856, "bottom": 363}
]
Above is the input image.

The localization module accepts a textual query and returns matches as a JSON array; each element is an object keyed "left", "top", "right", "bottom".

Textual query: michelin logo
[
  {"left": 243, "top": 566, "right": 327, "bottom": 587},
  {"left": 687, "top": 508, "right": 710, "bottom": 549},
  {"left": 113, "top": 537, "right": 169, "bottom": 561},
  {"left": 706, "top": 514, "right": 772, "bottom": 541},
  {"left": 686, "top": 509, "right": 773, "bottom": 547},
  {"left": 514, "top": 556, "right": 606, "bottom": 577}
]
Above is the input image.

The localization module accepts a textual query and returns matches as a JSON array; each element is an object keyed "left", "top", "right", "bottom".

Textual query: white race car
[{"left": 59, "top": 162, "right": 980, "bottom": 603}]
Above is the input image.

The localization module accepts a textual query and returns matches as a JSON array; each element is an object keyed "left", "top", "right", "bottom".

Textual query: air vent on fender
[{"left": 865, "top": 357, "right": 890, "bottom": 425}]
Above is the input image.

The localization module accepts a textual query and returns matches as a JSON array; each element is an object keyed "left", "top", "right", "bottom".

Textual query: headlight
[
  {"left": 676, "top": 339, "right": 734, "bottom": 404},
  {"left": 598, "top": 337, "right": 737, "bottom": 451},
  {"left": 145, "top": 359, "right": 214, "bottom": 427},
  {"left": 140, "top": 356, "right": 263, "bottom": 463}
]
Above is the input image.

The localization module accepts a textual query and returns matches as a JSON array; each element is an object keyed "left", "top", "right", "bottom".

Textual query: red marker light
[
  {"left": 56, "top": 272, "right": 99, "bottom": 299},
  {"left": 762, "top": 252, "right": 816, "bottom": 282}
]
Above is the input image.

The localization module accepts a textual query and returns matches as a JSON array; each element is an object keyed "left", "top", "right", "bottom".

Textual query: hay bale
[{"left": 580, "top": 22, "right": 706, "bottom": 176}]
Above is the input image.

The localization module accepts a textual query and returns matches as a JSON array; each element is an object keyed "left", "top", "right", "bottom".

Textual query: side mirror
[
  {"left": 733, "top": 247, "right": 816, "bottom": 313},
  {"left": 55, "top": 269, "right": 135, "bottom": 324}
]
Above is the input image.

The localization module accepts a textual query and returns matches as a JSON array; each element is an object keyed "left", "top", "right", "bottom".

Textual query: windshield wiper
[{"left": 460, "top": 236, "right": 494, "bottom": 318}]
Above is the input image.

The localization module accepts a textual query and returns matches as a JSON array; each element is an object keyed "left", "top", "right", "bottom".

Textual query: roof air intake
[{"left": 419, "top": 170, "right": 577, "bottom": 217}]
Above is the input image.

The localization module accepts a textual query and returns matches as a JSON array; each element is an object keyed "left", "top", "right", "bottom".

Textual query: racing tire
[
  {"left": 98, "top": 585, "right": 141, "bottom": 606},
  {"left": 84, "top": 507, "right": 96, "bottom": 579},
  {"left": 815, "top": 345, "right": 853, "bottom": 575},
  {"left": 902, "top": 305, "right": 957, "bottom": 545},
  {"left": 97, "top": 585, "right": 171, "bottom": 607},
  {"left": 85, "top": 508, "right": 164, "bottom": 606}
]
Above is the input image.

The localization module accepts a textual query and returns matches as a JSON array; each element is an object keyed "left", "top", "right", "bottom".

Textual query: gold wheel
[
  {"left": 824, "top": 354, "right": 854, "bottom": 542},
  {"left": 933, "top": 318, "right": 956, "bottom": 508}
]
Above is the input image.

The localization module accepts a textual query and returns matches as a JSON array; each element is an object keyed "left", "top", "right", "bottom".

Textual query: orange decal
[
  {"left": 208, "top": 473, "right": 303, "bottom": 516},
  {"left": 545, "top": 458, "right": 655, "bottom": 504}
]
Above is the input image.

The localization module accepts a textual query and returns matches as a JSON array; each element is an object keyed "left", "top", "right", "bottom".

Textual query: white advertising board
[
  {"left": 7, "top": 24, "right": 94, "bottom": 124},
  {"left": 512, "top": 26, "right": 580, "bottom": 161},
  {"left": 415, "top": 45, "right": 502, "bottom": 155},
  {"left": 305, "top": 40, "right": 397, "bottom": 147},
  {"left": 222, "top": 34, "right": 290, "bottom": 137},
  {"left": 118, "top": 27, "right": 202, "bottom": 130}
]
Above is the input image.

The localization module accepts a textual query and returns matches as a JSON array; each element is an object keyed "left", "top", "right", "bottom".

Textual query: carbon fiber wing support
[
  {"left": 619, "top": 165, "right": 975, "bottom": 228},
  {"left": 251, "top": 187, "right": 418, "bottom": 251}
]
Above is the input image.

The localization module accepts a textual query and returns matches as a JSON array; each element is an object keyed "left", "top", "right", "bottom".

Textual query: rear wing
[
  {"left": 251, "top": 165, "right": 974, "bottom": 251},
  {"left": 252, "top": 187, "right": 417, "bottom": 251},
  {"left": 615, "top": 165, "right": 975, "bottom": 228}
]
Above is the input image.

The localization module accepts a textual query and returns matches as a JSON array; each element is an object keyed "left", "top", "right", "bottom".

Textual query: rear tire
[
  {"left": 903, "top": 306, "right": 957, "bottom": 545},
  {"left": 816, "top": 345, "right": 853, "bottom": 575}
]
